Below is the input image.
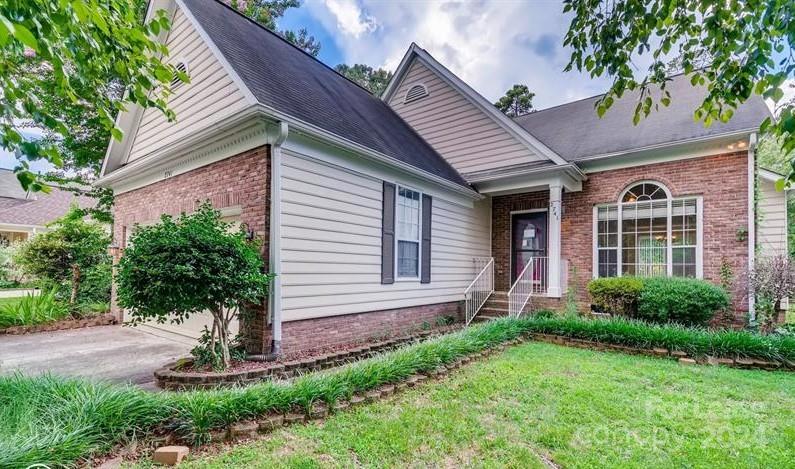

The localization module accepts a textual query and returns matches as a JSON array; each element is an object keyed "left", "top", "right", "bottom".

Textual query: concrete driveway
[{"left": 0, "top": 325, "right": 191, "bottom": 387}]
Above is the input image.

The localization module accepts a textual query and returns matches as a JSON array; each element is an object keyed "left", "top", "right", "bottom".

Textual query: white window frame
[
  {"left": 592, "top": 181, "right": 703, "bottom": 279},
  {"left": 395, "top": 184, "right": 423, "bottom": 281}
]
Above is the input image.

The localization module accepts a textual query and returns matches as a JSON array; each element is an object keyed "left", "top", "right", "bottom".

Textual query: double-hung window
[
  {"left": 396, "top": 186, "right": 421, "bottom": 278},
  {"left": 595, "top": 181, "right": 701, "bottom": 278}
]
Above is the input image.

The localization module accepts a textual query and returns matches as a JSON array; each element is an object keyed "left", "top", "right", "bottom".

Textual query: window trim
[
  {"left": 592, "top": 181, "right": 703, "bottom": 279},
  {"left": 394, "top": 184, "right": 423, "bottom": 281}
]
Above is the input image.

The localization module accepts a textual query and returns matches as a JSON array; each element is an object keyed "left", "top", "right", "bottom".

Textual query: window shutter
[
  {"left": 420, "top": 194, "right": 432, "bottom": 283},
  {"left": 381, "top": 182, "right": 396, "bottom": 284}
]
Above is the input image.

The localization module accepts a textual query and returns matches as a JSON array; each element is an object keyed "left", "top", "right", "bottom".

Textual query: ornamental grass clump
[{"left": 521, "top": 316, "right": 795, "bottom": 363}]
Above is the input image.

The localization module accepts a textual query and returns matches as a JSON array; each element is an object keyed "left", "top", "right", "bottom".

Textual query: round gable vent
[{"left": 404, "top": 84, "right": 429, "bottom": 103}]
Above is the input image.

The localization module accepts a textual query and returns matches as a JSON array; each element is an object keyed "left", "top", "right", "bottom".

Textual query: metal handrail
[
  {"left": 464, "top": 257, "right": 494, "bottom": 325},
  {"left": 508, "top": 257, "right": 547, "bottom": 318}
]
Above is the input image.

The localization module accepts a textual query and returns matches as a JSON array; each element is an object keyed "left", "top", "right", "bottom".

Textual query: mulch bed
[
  {"left": 155, "top": 324, "right": 461, "bottom": 390},
  {"left": 0, "top": 313, "right": 116, "bottom": 335}
]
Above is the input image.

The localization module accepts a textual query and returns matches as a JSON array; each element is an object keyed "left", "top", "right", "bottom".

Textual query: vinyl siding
[
  {"left": 388, "top": 59, "right": 544, "bottom": 175},
  {"left": 279, "top": 150, "right": 491, "bottom": 321},
  {"left": 758, "top": 178, "right": 788, "bottom": 256},
  {"left": 126, "top": 7, "right": 248, "bottom": 163}
]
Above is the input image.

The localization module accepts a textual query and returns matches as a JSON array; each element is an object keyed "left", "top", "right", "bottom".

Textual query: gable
[
  {"left": 123, "top": 5, "right": 249, "bottom": 164},
  {"left": 387, "top": 57, "right": 549, "bottom": 176}
]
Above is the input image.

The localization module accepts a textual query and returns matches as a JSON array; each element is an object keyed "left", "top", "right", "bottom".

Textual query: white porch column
[{"left": 547, "top": 183, "right": 562, "bottom": 298}]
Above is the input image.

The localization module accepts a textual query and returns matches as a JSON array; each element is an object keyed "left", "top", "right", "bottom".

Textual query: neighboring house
[
  {"left": 0, "top": 169, "right": 92, "bottom": 244},
  {"left": 98, "top": 0, "right": 782, "bottom": 355},
  {"left": 757, "top": 168, "right": 791, "bottom": 257}
]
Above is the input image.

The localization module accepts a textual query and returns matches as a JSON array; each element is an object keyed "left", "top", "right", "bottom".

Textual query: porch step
[{"left": 473, "top": 291, "right": 510, "bottom": 322}]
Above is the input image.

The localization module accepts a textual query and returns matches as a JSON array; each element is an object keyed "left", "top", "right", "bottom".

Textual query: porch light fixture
[{"left": 108, "top": 242, "right": 121, "bottom": 257}]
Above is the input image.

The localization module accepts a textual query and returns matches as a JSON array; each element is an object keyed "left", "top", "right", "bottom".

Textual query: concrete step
[{"left": 479, "top": 306, "right": 509, "bottom": 315}]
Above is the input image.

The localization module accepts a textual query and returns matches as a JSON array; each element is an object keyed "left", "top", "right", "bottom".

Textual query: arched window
[{"left": 595, "top": 181, "right": 701, "bottom": 279}]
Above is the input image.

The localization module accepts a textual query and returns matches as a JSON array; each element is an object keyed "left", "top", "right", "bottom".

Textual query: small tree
[
  {"left": 748, "top": 255, "right": 795, "bottom": 332},
  {"left": 15, "top": 205, "right": 110, "bottom": 304},
  {"left": 116, "top": 203, "right": 271, "bottom": 368},
  {"left": 494, "top": 84, "right": 536, "bottom": 117}
]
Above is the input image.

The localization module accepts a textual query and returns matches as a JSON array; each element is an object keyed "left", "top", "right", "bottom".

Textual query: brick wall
[
  {"left": 111, "top": 146, "right": 272, "bottom": 353},
  {"left": 492, "top": 151, "right": 751, "bottom": 321},
  {"left": 279, "top": 301, "right": 462, "bottom": 354}
]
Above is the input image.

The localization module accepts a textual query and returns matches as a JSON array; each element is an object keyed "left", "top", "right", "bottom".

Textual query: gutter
[
  {"left": 747, "top": 132, "right": 758, "bottom": 321},
  {"left": 250, "top": 104, "right": 483, "bottom": 200},
  {"left": 269, "top": 122, "right": 288, "bottom": 357},
  {"left": 94, "top": 104, "right": 482, "bottom": 201},
  {"left": 574, "top": 128, "right": 759, "bottom": 164}
]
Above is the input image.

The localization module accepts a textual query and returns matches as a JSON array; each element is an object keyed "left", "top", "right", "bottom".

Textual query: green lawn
[{"left": 133, "top": 342, "right": 795, "bottom": 469}]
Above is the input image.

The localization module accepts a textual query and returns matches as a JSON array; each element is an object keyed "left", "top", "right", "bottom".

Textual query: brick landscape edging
[
  {"left": 155, "top": 326, "right": 460, "bottom": 390},
  {"left": 0, "top": 313, "right": 116, "bottom": 335},
  {"left": 200, "top": 339, "right": 519, "bottom": 444},
  {"left": 527, "top": 332, "right": 795, "bottom": 371}
]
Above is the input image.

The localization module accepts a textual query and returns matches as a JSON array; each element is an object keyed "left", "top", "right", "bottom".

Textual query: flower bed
[
  {"left": 0, "top": 312, "right": 116, "bottom": 335},
  {"left": 155, "top": 326, "right": 460, "bottom": 390}
]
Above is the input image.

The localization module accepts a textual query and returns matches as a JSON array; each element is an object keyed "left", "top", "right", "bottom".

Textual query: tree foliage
[
  {"left": 116, "top": 203, "right": 272, "bottom": 368},
  {"left": 0, "top": 0, "right": 186, "bottom": 191},
  {"left": 563, "top": 0, "right": 795, "bottom": 185},
  {"left": 334, "top": 63, "right": 394, "bottom": 96},
  {"left": 14, "top": 205, "right": 110, "bottom": 305},
  {"left": 494, "top": 84, "right": 536, "bottom": 117},
  {"left": 229, "top": 0, "right": 321, "bottom": 56}
]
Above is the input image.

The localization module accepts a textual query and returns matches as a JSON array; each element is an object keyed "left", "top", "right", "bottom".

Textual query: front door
[{"left": 511, "top": 212, "right": 547, "bottom": 284}]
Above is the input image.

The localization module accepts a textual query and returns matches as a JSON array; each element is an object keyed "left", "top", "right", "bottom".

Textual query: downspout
[
  {"left": 269, "top": 121, "right": 288, "bottom": 356},
  {"left": 747, "top": 132, "right": 757, "bottom": 321}
]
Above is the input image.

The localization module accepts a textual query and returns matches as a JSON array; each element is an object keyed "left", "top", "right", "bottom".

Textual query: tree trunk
[
  {"left": 69, "top": 264, "right": 81, "bottom": 305},
  {"left": 211, "top": 307, "right": 231, "bottom": 369}
]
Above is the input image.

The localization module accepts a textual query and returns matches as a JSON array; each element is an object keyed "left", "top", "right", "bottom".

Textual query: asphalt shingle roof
[
  {"left": 514, "top": 74, "right": 772, "bottom": 162},
  {"left": 0, "top": 170, "right": 94, "bottom": 227},
  {"left": 182, "top": 0, "right": 469, "bottom": 188}
]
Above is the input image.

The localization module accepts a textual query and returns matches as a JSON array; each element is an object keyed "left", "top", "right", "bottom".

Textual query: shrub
[
  {"left": 587, "top": 277, "right": 643, "bottom": 316},
  {"left": 117, "top": 202, "right": 272, "bottom": 369},
  {"left": 638, "top": 277, "right": 729, "bottom": 326},
  {"left": 14, "top": 205, "right": 110, "bottom": 305},
  {"left": 748, "top": 255, "right": 795, "bottom": 331},
  {"left": 0, "top": 290, "right": 70, "bottom": 328}
]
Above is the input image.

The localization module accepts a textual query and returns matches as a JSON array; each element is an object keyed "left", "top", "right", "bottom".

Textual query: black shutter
[
  {"left": 381, "top": 182, "right": 396, "bottom": 284},
  {"left": 420, "top": 194, "right": 432, "bottom": 283}
]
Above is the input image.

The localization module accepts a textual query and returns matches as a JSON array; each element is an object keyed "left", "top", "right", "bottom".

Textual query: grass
[
  {"left": 0, "top": 318, "right": 530, "bottom": 467},
  {"left": 130, "top": 341, "right": 795, "bottom": 469},
  {"left": 0, "top": 289, "right": 70, "bottom": 328},
  {"left": 4, "top": 316, "right": 795, "bottom": 467}
]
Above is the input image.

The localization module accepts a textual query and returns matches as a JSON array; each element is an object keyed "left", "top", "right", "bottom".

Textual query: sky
[
  {"left": 279, "top": 0, "right": 615, "bottom": 108},
  {"left": 3, "top": 0, "right": 793, "bottom": 172}
]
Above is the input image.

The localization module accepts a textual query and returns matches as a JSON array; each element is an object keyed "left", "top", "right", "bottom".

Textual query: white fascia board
[
  {"left": 0, "top": 223, "right": 42, "bottom": 231},
  {"left": 94, "top": 107, "right": 269, "bottom": 192},
  {"left": 465, "top": 162, "right": 586, "bottom": 184},
  {"left": 175, "top": 0, "right": 257, "bottom": 105},
  {"left": 579, "top": 130, "right": 757, "bottom": 173},
  {"left": 476, "top": 173, "right": 582, "bottom": 196},
  {"left": 101, "top": 0, "right": 260, "bottom": 178},
  {"left": 251, "top": 103, "right": 482, "bottom": 201},
  {"left": 759, "top": 168, "right": 792, "bottom": 190},
  {"left": 383, "top": 44, "right": 568, "bottom": 167},
  {"left": 95, "top": 104, "right": 483, "bottom": 201},
  {"left": 100, "top": 0, "right": 177, "bottom": 177}
]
